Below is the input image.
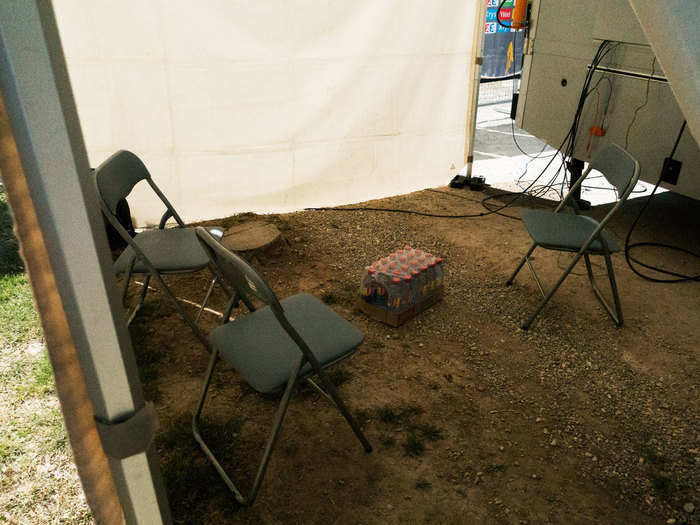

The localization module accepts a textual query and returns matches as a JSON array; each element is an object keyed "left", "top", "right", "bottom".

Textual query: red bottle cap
[
  {"left": 412, "top": 270, "right": 420, "bottom": 277},
  {"left": 421, "top": 265, "right": 428, "bottom": 272},
  {"left": 428, "top": 261, "right": 436, "bottom": 268},
  {"left": 392, "top": 277, "right": 400, "bottom": 284},
  {"left": 393, "top": 270, "right": 402, "bottom": 276},
  {"left": 403, "top": 275, "right": 412, "bottom": 281},
  {"left": 436, "top": 257, "right": 443, "bottom": 264},
  {"left": 368, "top": 267, "right": 376, "bottom": 274},
  {"left": 400, "top": 264, "right": 409, "bottom": 271},
  {"left": 404, "top": 245, "right": 412, "bottom": 250}
]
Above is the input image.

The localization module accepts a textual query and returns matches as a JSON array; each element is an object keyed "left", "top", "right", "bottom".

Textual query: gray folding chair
[
  {"left": 506, "top": 143, "right": 640, "bottom": 330},
  {"left": 192, "top": 227, "right": 372, "bottom": 506},
  {"left": 94, "top": 150, "right": 227, "bottom": 345}
]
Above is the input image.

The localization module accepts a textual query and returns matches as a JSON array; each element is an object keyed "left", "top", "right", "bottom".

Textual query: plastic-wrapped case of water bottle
[{"left": 356, "top": 245, "right": 445, "bottom": 326}]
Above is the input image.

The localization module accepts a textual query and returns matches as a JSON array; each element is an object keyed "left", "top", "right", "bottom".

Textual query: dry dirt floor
[{"left": 124, "top": 187, "right": 699, "bottom": 524}]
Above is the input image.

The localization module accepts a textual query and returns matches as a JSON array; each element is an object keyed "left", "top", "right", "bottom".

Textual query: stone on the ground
[{"left": 221, "top": 221, "right": 284, "bottom": 258}]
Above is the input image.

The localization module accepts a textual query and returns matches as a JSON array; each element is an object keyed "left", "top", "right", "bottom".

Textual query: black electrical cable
[
  {"left": 624, "top": 56, "right": 656, "bottom": 150},
  {"left": 480, "top": 40, "right": 615, "bottom": 216},
  {"left": 308, "top": 42, "right": 615, "bottom": 223},
  {"left": 428, "top": 188, "right": 521, "bottom": 220},
  {"left": 552, "top": 40, "right": 619, "bottom": 198},
  {"left": 623, "top": 121, "right": 700, "bottom": 283},
  {"left": 305, "top": 206, "right": 491, "bottom": 219}
]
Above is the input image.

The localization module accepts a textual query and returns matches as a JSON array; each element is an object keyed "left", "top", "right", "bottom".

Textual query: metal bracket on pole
[{"left": 96, "top": 403, "right": 159, "bottom": 460}]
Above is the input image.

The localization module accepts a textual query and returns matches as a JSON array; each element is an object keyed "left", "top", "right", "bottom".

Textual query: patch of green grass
[
  {"left": 0, "top": 435, "right": 22, "bottom": 462},
  {"left": 0, "top": 189, "right": 24, "bottom": 274},
  {"left": 378, "top": 404, "right": 423, "bottom": 425},
  {"left": 414, "top": 478, "right": 432, "bottom": 490},
  {"left": 354, "top": 409, "right": 372, "bottom": 428},
  {"left": 31, "top": 351, "right": 54, "bottom": 392},
  {"left": 0, "top": 193, "right": 87, "bottom": 520},
  {"left": 0, "top": 274, "right": 41, "bottom": 346},
  {"left": 378, "top": 434, "right": 396, "bottom": 447},
  {"left": 415, "top": 423, "right": 444, "bottom": 442},
  {"left": 403, "top": 434, "right": 425, "bottom": 456},
  {"left": 326, "top": 367, "right": 353, "bottom": 387},
  {"left": 12, "top": 349, "right": 55, "bottom": 398},
  {"left": 484, "top": 464, "right": 507, "bottom": 474},
  {"left": 373, "top": 404, "right": 443, "bottom": 458},
  {"left": 650, "top": 472, "right": 673, "bottom": 497}
]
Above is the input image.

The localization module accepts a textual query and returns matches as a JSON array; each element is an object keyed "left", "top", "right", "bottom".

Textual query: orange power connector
[{"left": 512, "top": 0, "right": 528, "bottom": 30}]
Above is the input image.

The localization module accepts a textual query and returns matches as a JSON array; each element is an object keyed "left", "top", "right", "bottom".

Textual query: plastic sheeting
[{"left": 54, "top": 1, "right": 477, "bottom": 225}]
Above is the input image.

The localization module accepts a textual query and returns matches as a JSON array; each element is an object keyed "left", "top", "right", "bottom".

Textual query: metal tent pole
[
  {"left": 463, "top": 0, "right": 488, "bottom": 178},
  {"left": 0, "top": 1, "right": 170, "bottom": 523}
]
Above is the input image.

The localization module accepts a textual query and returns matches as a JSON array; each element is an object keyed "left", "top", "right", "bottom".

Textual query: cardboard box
[{"left": 356, "top": 286, "right": 443, "bottom": 327}]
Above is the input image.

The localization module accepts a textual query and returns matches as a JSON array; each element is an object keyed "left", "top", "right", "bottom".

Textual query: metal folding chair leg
[
  {"left": 506, "top": 243, "right": 537, "bottom": 286},
  {"left": 121, "top": 257, "right": 135, "bottom": 306},
  {"left": 195, "top": 275, "right": 217, "bottom": 324},
  {"left": 313, "top": 366, "right": 373, "bottom": 453},
  {"left": 604, "top": 252, "right": 623, "bottom": 326},
  {"left": 525, "top": 258, "right": 546, "bottom": 298},
  {"left": 146, "top": 269, "right": 211, "bottom": 349},
  {"left": 584, "top": 253, "right": 623, "bottom": 326},
  {"left": 127, "top": 273, "right": 150, "bottom": 325},
  {"left": 193, "top": 353, "right": 302, "bottom": 506},
  {"left": 305, "top": 377, "right": 335, "bottom": 405},
  {"left": 522, "top": 250, "right": 587, "bottom": 330}
]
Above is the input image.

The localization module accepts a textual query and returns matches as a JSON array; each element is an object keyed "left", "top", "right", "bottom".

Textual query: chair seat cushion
[
  {"left": 520, "top": 209, "right": 620, "bottom": 253},
  {"left": 114, "top": 227, "right": 211, "bottom": 274},
  {"left": 210, "top": 294, "right": 365, "bottom": 394}
]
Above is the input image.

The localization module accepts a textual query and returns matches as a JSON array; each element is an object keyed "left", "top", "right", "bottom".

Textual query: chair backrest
[
  {"left": 197, "top": 227, "right": 342, "bottom": 371},
  {"left": 94, "top": 150, "right": 151, "bottom": 215},
  {"left": 195, "top": 227, "right": 283, "bottom": 314},
  {"left": 588, "top": 143, "right": 640, "bottom": 199}
]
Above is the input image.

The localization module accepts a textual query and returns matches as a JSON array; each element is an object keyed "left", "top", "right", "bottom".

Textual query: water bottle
[
  {"left": 374, "top": 271, "right": 388, "bottom": 308},
  {"left": 402, "top": 274, "right": 413, "bottom": 307},
  {"left": 410, "top": 270, "right": 422, "bottom": 303},
  {"left": 360, "top": 267, "right": 377, "bottom": 302},
  {"left": 387, "top": 277, "right": 403, "bottom": 312},
  {"left": 434, "top": 257, "right": 445, "bottom": 288},
  {"left": 427, "top": 260, "right": 437, "bottom": 291},
  {"left": 419, "top": 264, "right": 430, "bottom": 297}
]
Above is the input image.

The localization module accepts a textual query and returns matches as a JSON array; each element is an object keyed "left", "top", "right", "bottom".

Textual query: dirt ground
[{"left": 124, "top": 187, "right": 699, "bottom": 524}]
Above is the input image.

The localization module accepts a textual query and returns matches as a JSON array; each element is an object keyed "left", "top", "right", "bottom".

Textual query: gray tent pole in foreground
[{"left": 0, "top": 2, "right": 171, "bottom": 523}]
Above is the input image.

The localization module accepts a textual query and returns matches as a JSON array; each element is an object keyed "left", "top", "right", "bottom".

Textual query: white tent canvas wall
[{"left": 53, "top": 0, "right": 481, "bottom": 225}]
